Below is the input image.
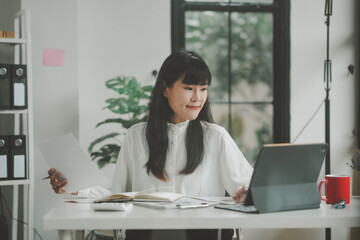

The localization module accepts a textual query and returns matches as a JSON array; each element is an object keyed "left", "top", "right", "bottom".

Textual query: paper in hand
[{"left": 38, "top": 133, "right": 111, "bottom": 193}]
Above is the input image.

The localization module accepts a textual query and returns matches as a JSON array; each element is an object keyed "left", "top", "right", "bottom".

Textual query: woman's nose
[{"left": 191, "top": 89, "right": 201, "bottom": 101}]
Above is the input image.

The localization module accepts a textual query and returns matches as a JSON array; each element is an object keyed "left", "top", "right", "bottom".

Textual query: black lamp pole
[
  {"left": 324, "top": 1, "right": 332, "bottom": 240},
  {"left": 324, "top": 0, "right": 332, "bottom": 175}
]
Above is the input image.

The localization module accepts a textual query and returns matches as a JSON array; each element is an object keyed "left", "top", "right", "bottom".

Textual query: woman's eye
[
  {"left": 201, "top": 88, "right": 207, "bottom": 91},
  {"left": 185, "top": 87, "right": 193, "bottom": 90}
]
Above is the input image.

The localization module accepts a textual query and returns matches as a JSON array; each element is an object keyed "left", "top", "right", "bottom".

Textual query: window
[{"left": 172, "top": 0, "right": 290, "bottom": 165}]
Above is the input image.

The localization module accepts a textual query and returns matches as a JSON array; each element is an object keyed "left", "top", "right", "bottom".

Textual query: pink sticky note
[{"left": 43, "top": 49, "right": 65, "bottom": 66}]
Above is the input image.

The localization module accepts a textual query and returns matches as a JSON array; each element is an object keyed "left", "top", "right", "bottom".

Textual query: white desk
[{"left": 43, "top": 197, "right": 360, "bottom": 239}]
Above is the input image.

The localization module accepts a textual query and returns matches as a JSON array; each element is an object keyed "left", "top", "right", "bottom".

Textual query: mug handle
[{"left": 318, "top": 179, "right": 328, "bottom": 201}]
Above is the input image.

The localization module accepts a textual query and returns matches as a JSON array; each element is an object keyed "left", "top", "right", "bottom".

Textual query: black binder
[
  {"left": 0, "top": 135, "right": 10, "bottom": 180},
  {"left": 0, "top": 114, "right": 15, "bottom": 135},
  {"left": 11, "top": 64, "right": 27, "bottom": 109},
  {"left": 0, "top": 64, "right": 11, "bottom": 109},
  {"left": 10, "top": 135, "right": 26, "bottom": 179}
]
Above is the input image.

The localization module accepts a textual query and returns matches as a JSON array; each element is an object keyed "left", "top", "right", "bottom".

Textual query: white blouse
[{"left": 106, "top": 120, "right": 253, "bottom": 197}]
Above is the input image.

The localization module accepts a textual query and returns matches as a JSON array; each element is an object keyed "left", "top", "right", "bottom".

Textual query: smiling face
[{"left": 163, "top": 76, "right": 208, "bottom": 124}]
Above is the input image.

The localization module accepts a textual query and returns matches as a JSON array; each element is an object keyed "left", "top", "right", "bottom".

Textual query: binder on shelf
[
  {"left": 0, "top": 114, "right": 15, "bottom": 135},
  {"left": 0, "top": 135, "right": 10, "bottom": 180},
  {"left": 0, "top": 64, "right": 11, "bottom": 109},
  {"left": 10, "top": 135, "right": 26, "bottom": 179},
  {"left": 11, "top": 64, "right": 27, "bottom": 109}
]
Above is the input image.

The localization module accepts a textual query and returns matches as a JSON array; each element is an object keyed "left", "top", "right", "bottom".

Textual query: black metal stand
[{"left": 324, "top": 0, "right": 333, "bottom": 240}]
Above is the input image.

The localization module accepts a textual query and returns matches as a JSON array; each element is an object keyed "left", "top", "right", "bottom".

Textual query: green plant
[
  {"left": 348, "top": 151, "right": 360, "bottom": 172},
  {"left": 88, "top": 76, "right": 153, "bottom": 168}
]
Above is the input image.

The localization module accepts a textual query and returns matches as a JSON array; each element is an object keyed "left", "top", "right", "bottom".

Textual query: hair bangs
[{"left": 182, "top": 57, "right": 211, "bottom": 86}]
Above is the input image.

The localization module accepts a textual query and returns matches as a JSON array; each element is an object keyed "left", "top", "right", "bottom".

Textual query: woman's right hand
[{"left": 48, "top": 168, "right": 67, "bottom": 194}]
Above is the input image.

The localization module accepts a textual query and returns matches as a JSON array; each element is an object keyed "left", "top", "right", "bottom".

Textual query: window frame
[{"left": 171, "top": 0, "right": 290, "bottom": 143}]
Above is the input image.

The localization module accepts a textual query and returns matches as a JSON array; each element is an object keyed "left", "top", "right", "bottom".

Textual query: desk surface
[{"left": 43, "top": 197, "right": 360, "bottom": 230}]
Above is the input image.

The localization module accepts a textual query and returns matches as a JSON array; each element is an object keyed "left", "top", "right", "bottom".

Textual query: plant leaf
[
  {"left": 90, "top": 144, "right": 121, "bottom": 169},
  {"left": 88, "top": 133, "right": 120, "bottom": 153},
  {"left": 89, "top": 75, "right": 153, "bottom": 169}
]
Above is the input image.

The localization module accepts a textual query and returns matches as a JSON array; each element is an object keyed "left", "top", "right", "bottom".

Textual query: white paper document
[
  {"left": 133, "top": 197, "right": 216, "bottom": 210},
  {"left": 38, "top": 133, "right": 111, "bottom": 193}
]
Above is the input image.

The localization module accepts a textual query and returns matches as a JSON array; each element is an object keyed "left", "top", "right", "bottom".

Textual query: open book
[{"left": 94, "top": 191, "right": 184, "bottom": 203}]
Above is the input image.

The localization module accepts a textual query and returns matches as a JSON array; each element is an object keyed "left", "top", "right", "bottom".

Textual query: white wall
[
  {"left": 77, "top": 0, "right": 171, "bottom": 177},
  {"left": 21, "top": 0, "right": 170, "bottom": 239},
  {"left": 20, "top": 0, "right": 357, "bottom": 239},
  {"left": 289, "top": 1, "right": 357, "bottom": 239},
  {"left": 291, "top": 0, "right": 357, "bottom": 173},
  {"left": 21, "top": 1, "right": 79, "bottom": 240}
]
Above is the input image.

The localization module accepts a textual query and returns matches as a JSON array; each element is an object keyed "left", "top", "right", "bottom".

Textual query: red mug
[{"left": 318, "top": 174, "right": 350, "bottom": 204}]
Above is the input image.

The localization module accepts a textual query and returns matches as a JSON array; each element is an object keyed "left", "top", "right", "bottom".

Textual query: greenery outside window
[{"left": 171, "top": 0, "right": 290, "bottom": 165}]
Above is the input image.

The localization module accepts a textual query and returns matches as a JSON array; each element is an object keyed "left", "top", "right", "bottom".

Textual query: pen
[
  {"left": 332, "top": 198, "right": 346, "bottom": 209},
  {"left": 176, "top": 203, "right": 209, "bottom": 209},
  {"left": 41, "top": 170, "right": 59, "bottom": 180}
]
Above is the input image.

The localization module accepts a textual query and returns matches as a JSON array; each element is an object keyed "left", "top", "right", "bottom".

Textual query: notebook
[{"left": 215, "top": 143, "right": 328, "bottom": 213}]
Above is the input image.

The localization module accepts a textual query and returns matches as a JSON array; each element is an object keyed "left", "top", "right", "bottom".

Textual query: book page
[
  {"left": 100, "top": 192, "right": 138, "bottom": 201},
  {"left": 98, "top": 191, "right": 185, "bottom": 202},
  {"left": 133, "top": 192, "right": 184, "bottom": 202}
]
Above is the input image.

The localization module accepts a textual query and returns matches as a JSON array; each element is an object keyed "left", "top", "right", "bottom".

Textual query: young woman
[{"left": 48, "top": 50, "right": 253, "bottom": 240}]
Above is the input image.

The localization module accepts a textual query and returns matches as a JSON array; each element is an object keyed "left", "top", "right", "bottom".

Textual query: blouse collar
[{"left": 167, "top": 120, "right": 190, "bottom": 135}]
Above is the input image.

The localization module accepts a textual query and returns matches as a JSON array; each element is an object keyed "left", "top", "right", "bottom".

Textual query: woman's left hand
[{"left": 232, "top": 186, "right": 248, "bottom": 203}]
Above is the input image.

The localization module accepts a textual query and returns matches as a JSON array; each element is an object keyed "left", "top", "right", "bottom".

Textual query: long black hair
[{"left": 145, "top": 50, "right": 214, "bottom": 181}]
